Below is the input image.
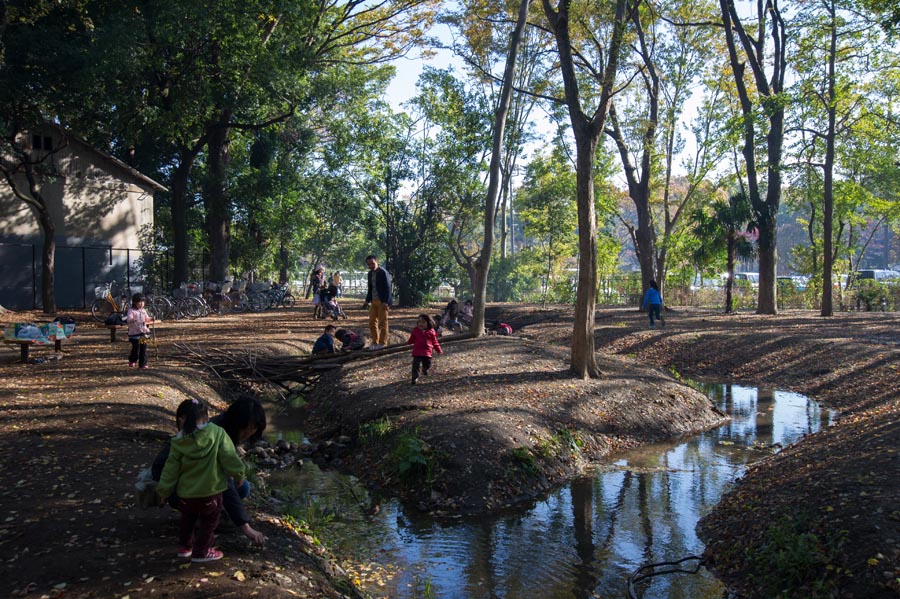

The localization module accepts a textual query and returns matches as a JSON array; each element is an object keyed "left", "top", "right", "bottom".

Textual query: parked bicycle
[
  {"left": 204, "top": 280, "right": 233, "bottom": 315},
  {"left": 91, "top": 281, "right": 130, "bottom": 322}
]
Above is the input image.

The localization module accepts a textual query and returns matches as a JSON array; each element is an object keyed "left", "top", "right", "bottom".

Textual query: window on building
[{"left": 31, "top": 135, "right": 53, "bottom": 151}]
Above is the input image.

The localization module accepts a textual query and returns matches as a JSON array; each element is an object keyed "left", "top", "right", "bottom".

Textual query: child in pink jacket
[{"left": 407, "top": 314, "right": 442, "bottom": 385}]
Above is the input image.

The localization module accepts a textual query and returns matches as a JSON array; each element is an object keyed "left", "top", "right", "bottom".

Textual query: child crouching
[{"left": 157, "top": 398, "right": 246, "bottom": 562}]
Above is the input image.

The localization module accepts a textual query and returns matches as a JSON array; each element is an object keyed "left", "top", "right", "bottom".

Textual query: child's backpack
[{"left": 495, "top": 322, "right": 512, "bottom": 336}]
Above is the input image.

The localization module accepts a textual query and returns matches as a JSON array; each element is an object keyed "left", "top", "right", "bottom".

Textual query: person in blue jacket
[
  {"left": 312, "top": 325, "right": 337, "bottom": 355},
  {"left": 641, "top": 280, "right": 663, "bottom": 328}
]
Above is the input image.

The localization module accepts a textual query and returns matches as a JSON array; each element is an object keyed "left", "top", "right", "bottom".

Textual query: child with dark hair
[
  {"left": 440, "top": 299, "right": 460, "bottom": 332},
  {"left": 335, "top": 328, "right": 364, "bottom": 351},
  {"left": 126, "top": 292, "right": 154, "bottom": 369},
  {"left": 157, "top": 398, "right": 247, "bottom": 562},
  {"left": 407, "top": 314, "right": 442, "bottom": 385},
  {"left": 151, "top": 395, "right": 267, "bottom": 547},
  {"left": 312, "top": 325, "right": 337, "bottom": 355}
]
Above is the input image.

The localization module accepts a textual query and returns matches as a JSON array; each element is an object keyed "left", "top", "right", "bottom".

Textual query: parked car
[
  {"left": 777, "top": 275, "right": 809, "bottom": 291},
  {"left": 855, "top": 269, "right": 900, "bottom": 282}
]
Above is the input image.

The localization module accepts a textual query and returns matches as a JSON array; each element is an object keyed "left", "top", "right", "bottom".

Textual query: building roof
[{"left": 48, "top": 124, "right": 168, "bottom": 193}]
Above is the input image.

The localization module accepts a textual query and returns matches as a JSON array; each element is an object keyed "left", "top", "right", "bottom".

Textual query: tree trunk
[
  {"left": 570, "top": 132, "right": 601, "bottom": 378},
  {"left": 821, "top": 0, "right": 837, "bottom": 317},
  {"left": 472, "top": 0, "right": 532, "bottom": 337},
  {"left": 204, "top": 115, "right": 232, "bottom": 281},
  {"left": 757, "top": 215, "right": 778, "bottom": 313},
  {"left": 719, "top": 0, "right": 786, "bottom": 316},
  {"left": 543, "top": 0, "right": 629, "bottom": 379},
  {"left": 725, "top": 238, "right": 735, "bottom": 314},
  {"left": 38, "top": 210, "right": 56, "bottom": 314},
  {"left": 170, "top": 147, "right": 198, "bottom": 287}
]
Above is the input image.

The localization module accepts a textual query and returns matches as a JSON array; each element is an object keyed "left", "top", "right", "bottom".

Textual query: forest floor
[{"left": 0, "top": 302, "right": 897, "bottom": 598}]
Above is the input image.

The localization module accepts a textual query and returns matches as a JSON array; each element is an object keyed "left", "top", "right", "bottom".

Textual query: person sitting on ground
[
  {"left": 459, "top": 299, "right": 474, "bottom": 327},
  {"left": 151, "top": 395, "right": 267, "bottom": 547},
  {"left": 489, "top": 320, "right": 513, "bottom": 336},
  {"left": 335, "top": 328, "right": 365, "bottom": 351},
  {"left": 312, "top": 324, "right": 338, "bottom": 355},
  {"left": 440, "top": 299, "right": 460, "bottom": 332}
]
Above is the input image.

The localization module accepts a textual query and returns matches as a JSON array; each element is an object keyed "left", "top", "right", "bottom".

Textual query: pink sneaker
[
  {"left": 140, "top": 365, "right": 149, "bottom": 370},
  {"left": 176, "top": 546, "right": 192, "bottom": 558},
  {"left": 129, "top": 362, "right": 136, "bottom": 368},
  {"left": 192, "top": 548, "right": 223, "bottom": 563}
]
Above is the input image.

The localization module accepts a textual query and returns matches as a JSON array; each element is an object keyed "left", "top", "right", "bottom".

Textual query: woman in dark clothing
[{"left": 152, "top": 395, "right": 267, "bottom": 546}]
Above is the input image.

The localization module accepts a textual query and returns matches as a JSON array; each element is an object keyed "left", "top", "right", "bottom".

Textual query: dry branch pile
[{"left": 173, "top": 332, "right": 476, "bottom": 398}]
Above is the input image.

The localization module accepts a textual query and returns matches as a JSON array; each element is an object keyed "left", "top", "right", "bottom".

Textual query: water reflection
[{"left": 267, "top": 383, "right": 834, "bottom": 599}]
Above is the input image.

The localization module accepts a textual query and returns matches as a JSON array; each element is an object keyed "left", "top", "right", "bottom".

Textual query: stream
[{"left": 266, "top": 383, "right": 835, "bottom": 598}]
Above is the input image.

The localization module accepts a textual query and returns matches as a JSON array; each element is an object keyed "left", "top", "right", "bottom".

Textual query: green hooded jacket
[{"left": 157, "top": 422, "right": 245, "bottom": 499}]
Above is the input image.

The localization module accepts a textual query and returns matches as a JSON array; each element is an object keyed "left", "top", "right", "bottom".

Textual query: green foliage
[
  {"left": 488, "top": 254, "right": 542, "bottom": 302},
  {"left": 556, "top": 428, "right": 583, "bottom": 453},
  {"left": 511, "top": 447, "right": 539, "bottom": 476},
  {"left": 389, "top": 430, "right": 434, "bottom": 485},
  {"left": 359, "top": 416, "right": 394, "bottom": 444},
  {"left": 853, "top": 279, "right": 889, "bottom": 311},
  {"left": 514, "top": 145, "right": 580, "bottom": 304},
  {"left": 749, "top": 513, "right": 848, "bottom": 598},
  {"left": 283, "top": 498, "right": 336, "bottom": 541}
]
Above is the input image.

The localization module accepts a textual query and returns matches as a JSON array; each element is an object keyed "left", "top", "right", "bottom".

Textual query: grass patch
[
  {"left": 667, "top": 365, "right": 704, "bottom": 392},
  {"left": 511, "top": 446, "right": 538, "bottom": 475},
  {"left": 359, "top": 415, "right": 393, "bottom": 444},
  {"left": 283, "top": 497, "right": 337, "bottom": 541},
  {"left": 746, "top": 513, "right": 848, "bottom": 598}
]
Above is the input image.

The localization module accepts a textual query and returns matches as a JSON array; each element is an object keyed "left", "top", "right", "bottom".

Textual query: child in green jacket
[{"left": 157, "top": 398, "right": 246, "bottom": 562}]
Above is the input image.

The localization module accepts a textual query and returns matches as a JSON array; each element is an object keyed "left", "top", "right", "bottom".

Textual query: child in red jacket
[{"left": 407, "top": 314, "right": 442, "bottom": 385}]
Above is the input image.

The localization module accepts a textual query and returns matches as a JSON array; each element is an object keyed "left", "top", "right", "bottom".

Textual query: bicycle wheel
[
  {"left": 148, "top": 296, "right": 172, "bottom": 321},
  {"left": 91, "top": 298, "right": 114, "bottom": 322},
  {"left": 209, "top": 293, "right": 232, "bottom": 315},
  {"left": 281, "top": 293, "right": 296, "bottom": 308},
  {"left": 230, "top": 292, "right": 248, "bottom": 312},
  {"left": 192, "top": 297, "right": 209, "bottom": 318},
  {"left": 247, "top": 292, "right": 268, "bottom": 312}
]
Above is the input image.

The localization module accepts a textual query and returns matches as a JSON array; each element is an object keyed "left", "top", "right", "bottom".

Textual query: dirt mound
[{"left": 306, "top": 336, "right": 726, "bottom": 514}]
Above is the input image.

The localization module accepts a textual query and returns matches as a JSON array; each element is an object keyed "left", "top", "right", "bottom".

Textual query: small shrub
[
  {"left": 535, "top": 436, "right": 559, "bottom": 458},
  {"left": 389, "top": 429, "right": 433, "bottom": 485},
  {"left": 283, "top": 498, "right": 336, "bottom": 541},
  {"left": 511, "top": 446, "right": 538, "bottom": 475},
  {"left": 749, "top": 513, "right": 848, "bottom": 598},
  {"left": 557, "top": 428, "right": 583, "bottom": 453},
  {"left": 359, "top": 416, "right": 393, "bottom": 444}
]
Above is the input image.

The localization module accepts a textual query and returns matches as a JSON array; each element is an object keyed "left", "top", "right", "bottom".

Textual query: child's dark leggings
[
  {"left": 412, "top": 356, "right": 432, "bottom": 381},
  {"left": 129, "top": 335, "right": 147, "bottom": 367},
  {"left": 178, "top": 494, "right": 222, "bottom": 557},
  {"left": 648, "top": 304, "right": 661, "bottom": 326}
]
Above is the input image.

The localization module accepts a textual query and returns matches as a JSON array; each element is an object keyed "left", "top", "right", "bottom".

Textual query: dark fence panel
[
  {"left": 0, "top": 243, "right": 36, "bottom": 309},
  {"left": 0, "top": 242, "right": 178, "bottom": 310}
]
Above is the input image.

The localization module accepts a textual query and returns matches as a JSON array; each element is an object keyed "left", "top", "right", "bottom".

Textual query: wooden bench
[
  {"left": 4, "top": 337, "right": 64, "bottom": 363},
  {"left": 2, "top": 322, "right": 71, "bottom": 363},
  {"left": 106, "top": 324, "right": 126, "bottom": 342}
]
